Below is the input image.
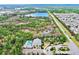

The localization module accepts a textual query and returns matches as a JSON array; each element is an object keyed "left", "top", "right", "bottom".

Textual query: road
[{"left": 48, "top": 11, "right": 79, "bottom": 55}]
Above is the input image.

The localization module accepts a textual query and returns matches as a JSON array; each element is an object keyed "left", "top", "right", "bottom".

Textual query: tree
[
  {"left": 59, "top": 35, "right": 67, "bottom": 44},
  {"left": 75, "top": 34, "right": 79, "bottom": 41}
]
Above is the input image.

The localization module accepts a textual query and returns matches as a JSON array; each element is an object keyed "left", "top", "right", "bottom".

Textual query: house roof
[{"left": 32, "top": 38, "right": 42, "bottom": 46}]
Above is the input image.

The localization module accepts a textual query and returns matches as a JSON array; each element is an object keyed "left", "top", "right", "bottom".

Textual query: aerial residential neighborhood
[
  {"left": 0, "top": 4, "right": 79, "bottom": 55},
  {"left": 55, "top": 13, "right": 79, "bottom": 34}
]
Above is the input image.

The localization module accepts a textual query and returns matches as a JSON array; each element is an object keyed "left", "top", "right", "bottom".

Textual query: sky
[{"left": 0, "top": 0, "right": 79, "bottom": 4}]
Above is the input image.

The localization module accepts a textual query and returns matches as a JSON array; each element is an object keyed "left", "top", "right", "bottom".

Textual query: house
[
  {"left": 42, "top": 30, "right": 50, "bottom": 36},
  {"left": 23, "top": 38, "right": 42, "bottom": 49},
  {"left": 32, "top": 38, "right": 42, "bottom": 49},
  {"left": 42, "top": 27, "right": 52, "bottom": 36}
]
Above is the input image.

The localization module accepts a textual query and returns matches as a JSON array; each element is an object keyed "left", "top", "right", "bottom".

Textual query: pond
[{"left": 25, "top": 13, "right": 48, "bottom": 17}]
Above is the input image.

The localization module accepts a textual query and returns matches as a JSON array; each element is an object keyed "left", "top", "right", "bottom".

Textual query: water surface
[{"left": 25, "top": 13, "right": 48, "bottom": 17}]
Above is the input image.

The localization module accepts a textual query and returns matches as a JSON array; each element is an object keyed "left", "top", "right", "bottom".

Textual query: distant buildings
[
  {"left": 55, "top": 13, "right": 79, "bottom": 34},
  {"left": 0, "top": 10, "right": 16, "bottom": 16}
]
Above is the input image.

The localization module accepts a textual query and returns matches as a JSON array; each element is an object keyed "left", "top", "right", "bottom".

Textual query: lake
[{"left": 25, "top": 13, "right": 48, "bottom": 17}]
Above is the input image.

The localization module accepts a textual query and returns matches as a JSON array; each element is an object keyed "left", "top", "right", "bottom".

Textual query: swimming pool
[{"left": 23, "top": 40, "right": 33, "bottom": 48}]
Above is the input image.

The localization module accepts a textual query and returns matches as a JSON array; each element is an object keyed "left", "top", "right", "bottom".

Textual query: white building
[
  {"left": 23, "top": 38, "right": 42, "bottom": 49},
  {"left": 32, "top": 38, "right": 42, "bottom": 48}
]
